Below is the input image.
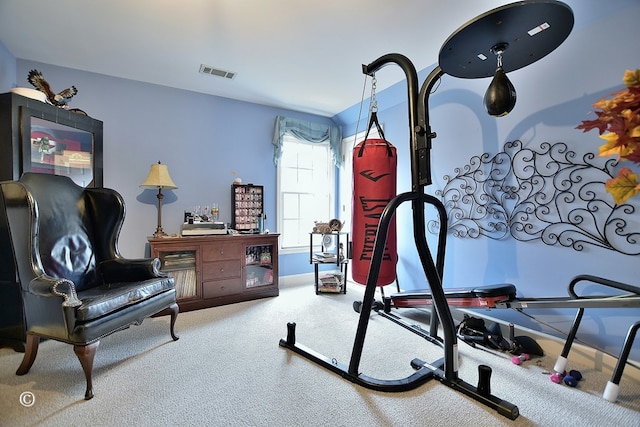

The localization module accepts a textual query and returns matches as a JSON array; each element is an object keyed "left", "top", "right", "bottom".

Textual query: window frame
[{"left": 276, "top": 133, "right": 336, "bottom": 254}]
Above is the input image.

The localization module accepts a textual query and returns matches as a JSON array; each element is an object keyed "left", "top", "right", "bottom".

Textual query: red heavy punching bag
[{"left": 351, "top": 113, "right": 397, "bottom": 286}]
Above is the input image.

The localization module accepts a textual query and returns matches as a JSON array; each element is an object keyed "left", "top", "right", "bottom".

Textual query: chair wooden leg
[
  {"left": 16, "top": 334, "right": 40, "bottom": 375},
  {"left": 168, "top": 302, "right": 180, "bottom": 341},
  {"left": 74, "top": 341, "right": 100, "bottom": 400}
]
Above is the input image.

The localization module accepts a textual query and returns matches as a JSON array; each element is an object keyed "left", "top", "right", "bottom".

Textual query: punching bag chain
[
  {"left": 369, "top": 75, "right": 378, "bottom": 114},
  {"left": 353, "top": 74, "right": 370, "bottom": 147}
]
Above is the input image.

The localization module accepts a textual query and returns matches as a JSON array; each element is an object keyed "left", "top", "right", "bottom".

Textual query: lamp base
[
  {"left": 152, "top": 189, "right": 167, "bottom": 238},
  {"left": 152, "top": 227, "right": 168, "bottom": 238}
]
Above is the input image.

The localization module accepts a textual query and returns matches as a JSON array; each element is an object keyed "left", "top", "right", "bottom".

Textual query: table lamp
[{"left": 141, "top": 161, "right": 178, "bottom": 237}]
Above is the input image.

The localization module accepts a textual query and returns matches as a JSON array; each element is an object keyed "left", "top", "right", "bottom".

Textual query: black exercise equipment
[
  {"left": 280, "top": 1, "right": 575, "bottom": 420},
  {"left": 363, "top": 268, "right": 640, "bottom": 402}
]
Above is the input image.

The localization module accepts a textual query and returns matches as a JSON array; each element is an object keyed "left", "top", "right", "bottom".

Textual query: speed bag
[{"left": 351, "top": 138, "right": 398, "bottom": 286}]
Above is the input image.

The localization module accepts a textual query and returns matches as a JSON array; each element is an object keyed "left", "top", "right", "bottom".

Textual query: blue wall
[
  {"left": 0, "top": 41, "right": 16, "bottom": 90},
  {"left": 1, "top": 0, "right": 639, "bottom": 361},
  {"left": 333, "top": 0, "right": 640, "bottom": 361},
  {"left": 1, "top": 51, "right": 336, "bottom": 274}
]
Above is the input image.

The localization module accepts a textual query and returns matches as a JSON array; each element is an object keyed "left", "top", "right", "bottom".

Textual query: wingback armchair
[{"left": 0, "top": 173, "right": 179, "bottom": 399}]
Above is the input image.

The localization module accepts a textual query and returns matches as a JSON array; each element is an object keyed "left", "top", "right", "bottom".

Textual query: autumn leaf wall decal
[{"left": 577, "top": 69, "right": 640, "bottom": 204}]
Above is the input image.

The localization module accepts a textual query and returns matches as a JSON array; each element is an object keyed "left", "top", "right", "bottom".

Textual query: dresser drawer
[
  {"left": 201, "top": 243, "right": 241, "bottom": 261},
  {"left": 202, "top": 259, "right": 241, "bottom": 280},
  {"left": 203, "top": 279, "right": 243, "bottom": 299}
]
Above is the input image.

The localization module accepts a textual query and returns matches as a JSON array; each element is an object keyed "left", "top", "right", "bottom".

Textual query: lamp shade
[{"left": 140, "top": 161, "right": 178, "bottom": 189}]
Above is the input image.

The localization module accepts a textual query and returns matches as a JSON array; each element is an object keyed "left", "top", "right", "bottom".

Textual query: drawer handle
[
  {"left": 220, "top": 268, "right": 225, "bottom": 272},
  {"left": 220, "top": 250, "right": 224, "bottom": 255}
]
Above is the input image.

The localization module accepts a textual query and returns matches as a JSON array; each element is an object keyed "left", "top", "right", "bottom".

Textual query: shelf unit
[
  {"left": 149, "top": 234, "right": 279, "bottom": 312},
  {"left": 231, "top": 183, "right": 263, "bottom": 233},
  {"left": 0, "top": 92, "right": 103, "bottom": 352},
  {"left": 309, "top": 232, "right": 349, "bottom": 294}
]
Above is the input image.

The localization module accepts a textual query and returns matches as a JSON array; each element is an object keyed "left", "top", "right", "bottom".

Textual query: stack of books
[
  {"left": 318, "top": 271, "right": 344, "bottom": 293},
  {"left": 313, "top": 252, "right": 337, "bottom": 263}
]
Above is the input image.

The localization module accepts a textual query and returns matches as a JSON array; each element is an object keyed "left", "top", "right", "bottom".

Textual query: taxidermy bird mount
[{"left": 27, "top": 69, "right": 77, "bottom": 107}]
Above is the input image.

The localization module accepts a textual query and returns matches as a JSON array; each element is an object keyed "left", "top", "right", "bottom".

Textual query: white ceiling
[{"left": 0, "top": 0, "right": 577, "bottom": 117}]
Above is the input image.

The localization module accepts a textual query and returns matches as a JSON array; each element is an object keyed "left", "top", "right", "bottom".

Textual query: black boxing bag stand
[{"left": 280, "top": 1, "right": 574, "bottom": 420}]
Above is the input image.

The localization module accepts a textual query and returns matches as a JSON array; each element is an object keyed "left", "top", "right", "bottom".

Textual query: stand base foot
[
  {"left": 279, "top": 323, "right": 519, "bottom": 420},
  {"left": 412, "top": 358, "right": 519, "bottom": 420}
]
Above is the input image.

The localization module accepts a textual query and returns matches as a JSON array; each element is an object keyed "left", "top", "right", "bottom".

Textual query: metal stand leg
[
  {"left": 553, "top": 308, "right": 584, "bottom": 374},
  {"left": 603, "top": 321, "right": 640, "bottom": 402}
]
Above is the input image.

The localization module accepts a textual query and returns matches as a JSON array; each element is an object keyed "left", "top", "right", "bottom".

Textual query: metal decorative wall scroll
[{"left": 430, "top": 140, "right": 640, "bottom": 255}]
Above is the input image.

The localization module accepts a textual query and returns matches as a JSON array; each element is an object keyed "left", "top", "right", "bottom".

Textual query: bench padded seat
[{"left": 391, "top": 284, "right": 517, "bottom": 308}]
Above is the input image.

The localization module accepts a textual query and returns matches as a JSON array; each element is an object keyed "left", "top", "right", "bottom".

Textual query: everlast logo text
[
  {"left": 359, "top": 196, "right": 392, "bottom": 261},
  {"left": 360, "top": 169, "right": 390, "bottom": 182}
]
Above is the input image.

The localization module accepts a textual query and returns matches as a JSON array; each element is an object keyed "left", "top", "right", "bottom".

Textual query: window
[{"left": 277, "top": 134, "right": 335, "bottom": 252}]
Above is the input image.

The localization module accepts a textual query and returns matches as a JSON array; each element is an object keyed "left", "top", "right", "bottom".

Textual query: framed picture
[{"left": 5, "top": 92, "right": 104, "bottom": 187}]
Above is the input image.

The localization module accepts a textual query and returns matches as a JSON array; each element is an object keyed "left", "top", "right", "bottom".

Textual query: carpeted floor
[{"left": 0, "top": 281, "right": 638, "bottom": 426}]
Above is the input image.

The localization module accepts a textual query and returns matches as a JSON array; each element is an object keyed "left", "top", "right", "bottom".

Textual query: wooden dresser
[{"left": 148, "top": 234, "right": 279, "bottom": 312}]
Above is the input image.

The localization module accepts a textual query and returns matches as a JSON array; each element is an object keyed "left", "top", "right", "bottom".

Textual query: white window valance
[{"left": 272, "top": 115, "right": 342, "bottom": 167}]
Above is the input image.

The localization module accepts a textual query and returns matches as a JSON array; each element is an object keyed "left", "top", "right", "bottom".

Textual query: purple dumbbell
[{"left": 511, "top": 353, "right": 531, "bottom": 365}]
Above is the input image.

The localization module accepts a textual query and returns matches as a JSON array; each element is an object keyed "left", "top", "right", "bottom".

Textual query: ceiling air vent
[{"left": 199, "top": 64, "right": 237, "bottom": 80}]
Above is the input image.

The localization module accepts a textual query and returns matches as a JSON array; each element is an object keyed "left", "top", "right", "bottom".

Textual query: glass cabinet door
[
  {"left": 157, "top": 249, "right": 199, "bottom": 300},
  {"left": 244, "top": 244, "right": 274, "bottom": 288}
]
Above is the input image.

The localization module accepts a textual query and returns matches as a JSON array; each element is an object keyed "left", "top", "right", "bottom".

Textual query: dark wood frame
[{"left": 0, "top": 92, "right": 103, "bottom": 187}]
